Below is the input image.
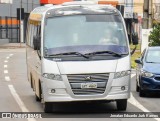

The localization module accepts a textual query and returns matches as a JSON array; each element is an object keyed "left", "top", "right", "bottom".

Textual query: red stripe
[{"left": 40, "top": 0, "right": 73, "bottom": 4}]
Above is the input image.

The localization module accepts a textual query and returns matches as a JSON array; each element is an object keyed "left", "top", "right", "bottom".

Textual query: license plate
[{"left": 81, "top": 83, "right": 97, "bottom": 89}]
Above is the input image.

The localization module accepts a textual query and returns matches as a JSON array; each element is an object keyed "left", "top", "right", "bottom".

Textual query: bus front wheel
[
  {"left": 116, "top": 99, "right": 127, "bottom": 111},
  {"left": 43, "top": 102, "right": 52, "bottom": 113}
]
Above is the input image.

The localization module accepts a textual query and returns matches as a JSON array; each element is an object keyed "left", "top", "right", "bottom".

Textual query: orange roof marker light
[
  {"left": 30, "top": 14, "right": 42, "bottom": 21},
  {"left": 98, "top": 1, "right": 118, "bottom": 7},
  {"left": 40, "top": 0, "right": 73, "bottom": 5}
]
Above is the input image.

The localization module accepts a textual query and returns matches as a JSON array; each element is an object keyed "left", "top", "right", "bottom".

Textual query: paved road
[{"left": 0, "top": 48, "right": 159, "bottom": 121}]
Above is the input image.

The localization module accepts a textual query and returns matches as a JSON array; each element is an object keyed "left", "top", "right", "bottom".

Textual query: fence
[{"left": 0, "top": 16, "right": 20, "bottom": 43}]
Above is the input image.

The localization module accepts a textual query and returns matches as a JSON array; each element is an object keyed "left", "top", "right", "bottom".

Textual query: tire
[
  {"left": 139, "top": 88, "right": 145, "bottom": 97},
  {"left": 116, "top": 99, "right": 127, "bottom": 111},
  {"left": 43, "top": 102, "right": 52, "bottom": 113},
  {"left": 136, "top": 81, "right": 139, "bottom": 92}
]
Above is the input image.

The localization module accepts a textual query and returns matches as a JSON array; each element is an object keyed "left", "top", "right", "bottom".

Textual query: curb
[
  {"left": 0, "top": 46, "right": 26, "bottom": 49},
  {"left": 0, "top": 43, "right": 26, "bottom": 49}
]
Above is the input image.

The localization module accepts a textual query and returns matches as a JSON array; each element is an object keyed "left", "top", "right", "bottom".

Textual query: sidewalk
[{"left": 0, "top": 43, "right": 26, "bottom": 49}]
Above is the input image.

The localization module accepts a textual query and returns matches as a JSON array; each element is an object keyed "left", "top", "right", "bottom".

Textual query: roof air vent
[
  {"left": 44, "top": 4, "right": 54, "bottom": 7},
  {"left": 62, "top": 1, "right": 96, "bottom": 6}
]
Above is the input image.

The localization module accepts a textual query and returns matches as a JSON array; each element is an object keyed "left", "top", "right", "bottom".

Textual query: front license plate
[{"left": 81, "top": 83, "right": 97, "bottom": 89}]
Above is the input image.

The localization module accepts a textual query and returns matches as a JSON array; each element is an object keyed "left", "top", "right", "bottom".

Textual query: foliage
[{"left": 149, "top": 24, "right": 160, "bottom": 46}]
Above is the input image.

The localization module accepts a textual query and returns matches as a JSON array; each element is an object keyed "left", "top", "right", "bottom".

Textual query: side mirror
[
  {"left": 33, "top": 36, "right": 41, "bottom": 50},
  {"left": 132, "top": 32, "right": 138, "bottom": 45},
  {"left": 135, "top": 58, "right": 142, "bottom": 64}
]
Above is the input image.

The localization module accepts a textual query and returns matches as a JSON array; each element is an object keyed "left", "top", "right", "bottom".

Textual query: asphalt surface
[{"left": 0, "top": 48, "right": 160, "bottom": 121}]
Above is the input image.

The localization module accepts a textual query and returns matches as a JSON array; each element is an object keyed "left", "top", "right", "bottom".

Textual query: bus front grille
[{"left": 67, "top": 73, "right": 109, "bottom": 95}]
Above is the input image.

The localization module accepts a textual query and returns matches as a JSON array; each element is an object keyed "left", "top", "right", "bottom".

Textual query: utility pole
[
  {"left": 27, "top": 0, "right": 28, "bottom": 13},
  {"left": 141, "top": 0, "right": 153, "bottom": 53},
  {"left": 148, "top": 0, "right": 153, "bottom": 28},
  {"left": 143, "top": 0, "right": 153, "bottom": 29},
  {"left": 20, "top": 0, "right": 24, "bottom": 43}
]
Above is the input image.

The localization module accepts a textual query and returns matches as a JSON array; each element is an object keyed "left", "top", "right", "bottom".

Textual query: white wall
[
  {"left": 0, "top": 0, "right": 40, "bottom": 17},
  {"left": 155, "top": 0, "right": 160, "bottom": 3},
  {"left": 0, "top": 0, "right": 12, "bottom": 4}
]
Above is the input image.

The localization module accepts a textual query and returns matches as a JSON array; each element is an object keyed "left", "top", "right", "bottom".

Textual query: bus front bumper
[{"left": 41, "top": 77, "right": 130, "bottom": 102}]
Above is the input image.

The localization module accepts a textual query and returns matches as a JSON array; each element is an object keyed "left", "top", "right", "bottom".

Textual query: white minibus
[{"left": 26, "top": 1, "right": 131, "bottom": 112}]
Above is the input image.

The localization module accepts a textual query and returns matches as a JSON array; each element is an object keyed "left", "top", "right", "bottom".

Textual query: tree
[{"left": 149, "top": 24, "right": 160, "bottom": 46}]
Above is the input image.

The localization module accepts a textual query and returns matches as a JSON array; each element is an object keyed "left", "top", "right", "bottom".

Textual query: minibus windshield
[{"left": 44, "top": 15, "right": 128, "bottom": 58}]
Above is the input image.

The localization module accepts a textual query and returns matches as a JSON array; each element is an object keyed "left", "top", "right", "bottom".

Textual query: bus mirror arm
[
  {"left": 33, "top": 36, "right": 41, "bottom": 50},
  {"left": 37, "top": 50, "right": 41, "bottom": 60}
]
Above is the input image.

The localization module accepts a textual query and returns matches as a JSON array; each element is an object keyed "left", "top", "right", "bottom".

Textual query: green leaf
[{"left": 149, "top": 24, "right": 160, "bottom": 46}]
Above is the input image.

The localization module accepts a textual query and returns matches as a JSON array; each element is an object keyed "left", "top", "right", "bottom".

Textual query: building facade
[
  {"left": 134, "top": 0, "right": 143, "bottom": 16},
  {"left": 0, "top": 0, "right": 40, "bottom": 44}
]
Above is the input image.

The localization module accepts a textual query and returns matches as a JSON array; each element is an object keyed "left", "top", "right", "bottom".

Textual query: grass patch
[
  {"left": 130, "top": 44, "right": 141, "bottom": 68},
  {"left": 130, "top": 43, "right": 141, "bottom": 50},
  {"left": 131, "top": 51, "right": 141, "bottom": 68}
]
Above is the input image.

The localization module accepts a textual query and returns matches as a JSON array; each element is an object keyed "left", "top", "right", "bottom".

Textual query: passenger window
[{"left": 27, "top": 20, "right": 41, "bottom": 49}]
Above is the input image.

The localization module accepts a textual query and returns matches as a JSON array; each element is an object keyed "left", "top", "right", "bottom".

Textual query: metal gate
[{"left": 0, "top": 16, "right": 20, "bottom": 43}]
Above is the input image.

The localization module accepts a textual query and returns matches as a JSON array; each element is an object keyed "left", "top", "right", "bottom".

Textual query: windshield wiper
[
  {"left": 147, "top": 61, "right": 159, "bottom": 63},
  {"left": 85, "top": 50, "right": 123, "bottom": 57},
  {"left": 147, "top": 62, "right": 154, "bottom": 63},
  {"left": 48, "top": 52, "right": 90, "bottom": 59}
]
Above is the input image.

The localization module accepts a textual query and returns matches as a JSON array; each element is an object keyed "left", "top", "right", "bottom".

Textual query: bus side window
[
  {"left": 26, "top": 20, "right": 34, "bottom": 48},
  {"left": 36, "top": 25, "right": 41, "bottom": 51},
  {"left": 26, "top": 22, "right": 31, "bottom": 46},
  {"left": 37, "top": 25, "right": 41, "bottom": 37},
  {"left": 28, "top": 23, "right": 35, "bottom": 48}
]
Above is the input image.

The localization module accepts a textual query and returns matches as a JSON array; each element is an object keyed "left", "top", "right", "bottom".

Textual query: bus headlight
[
  {"left": 114, "top": 70, "right": 131, "bottom": 79},
  {"left": 42, "top": 73, "right": 62, "bottom": 81}
]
